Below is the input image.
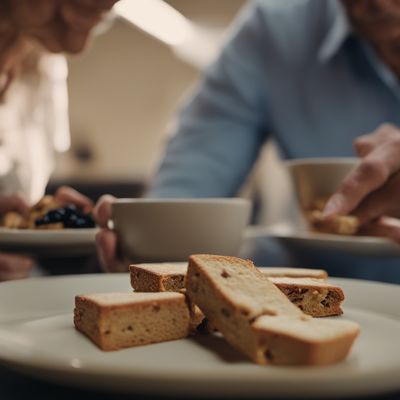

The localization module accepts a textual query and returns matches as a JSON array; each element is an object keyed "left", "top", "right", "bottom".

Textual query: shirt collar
[{"left": 317, "top": 1, "right": 352, "bottom": 63}]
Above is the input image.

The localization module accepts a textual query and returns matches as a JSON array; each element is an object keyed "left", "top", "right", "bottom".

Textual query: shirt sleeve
[{"left": 147, "top": 2, "right": 271, "bottom": 198}]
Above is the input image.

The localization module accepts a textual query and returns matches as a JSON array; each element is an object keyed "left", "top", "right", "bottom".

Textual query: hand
[
  {"left": 93, "top": 194, "right": 127, "bottom": 273},
  {"left": 0, "top": 193, "right": 33, "bottom": 281},
  {"left": 53, "top": 185, "right": 94, "bottom": 213},
  {"left": 359, "top": 216, "right": 400, "bottom": 243},
  {"left": 0, "top": 8, "right": 31, "bottom": 98},
  {"left": 10, "top": 0, "right": 118, "bottom": 53},
  {"left": 0, "top": 192, "right": 30, "bottom": 215},
  {"left": 0, "top": 0, "right": 118, "bottom": 95},
  {"left": 0, "top": 252, "right": 33, "bottom": 281},
  {"left": 323, "top": 123, "right": 400, "bottom": 241}
]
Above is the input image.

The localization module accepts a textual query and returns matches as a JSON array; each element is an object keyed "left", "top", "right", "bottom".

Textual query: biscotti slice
[
  {"left": 261, "top": 267, "right": 327, "bottom": 280},
  {"left": 186, "top": 254, "right": 359, "bottom": 365},
  {"left": 186, "top": 255, "right": 303, "bottom": 363},
  {"left": 130, "top": 263, "right": 328, "bottom": 293},
  {"left": 74, "top": 292, "right": 191, "bottom": 351},
  {"left": 130, "top": 263, "right": 187, "bottom": 292},
  {"left": 252, "top": 315, "right": 360, "bottom": 365},
  {"left": 308, "top": 210, "right": 360, "bottom": 235},
  {"left": 130, "top": 264, "right": 339, "bottom": 317},
  {"left": 272, "top": 277, "right": 344, "bottom": 317}
]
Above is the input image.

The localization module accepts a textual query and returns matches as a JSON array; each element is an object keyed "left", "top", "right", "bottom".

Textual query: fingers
[
  {"left": 324, "top": 127, "right": 400, "bottom": 218},
  {"left": 61, "top": 29, "right": 90, "bottom": 53},
  {"left": 0, "top": 32, "right": 27, "bottom": 77},
  {"left": 10, "top": 0, "right": 57, "bottom": 28},
  {"left": 0, "top": 17, "right": 32, "bottom": 96},
  {"left": 0, "top": 70, "right": 13, "bottom": 98},
  {"left": 70, "top": 0, "right": 119, "bottom": 10},
  {"left": 96, "top": 229, "right": 127, "bottom": 273},
  {"left": 26, "top": 19, "right": 67, "bottom": 53},
  {"left": 323, "top": 157, "right": 390, "bottom": 217},
  {"left": 353, "top": 135, "right": 375, "bottom": 157},
  {"left": 93, "top": 194, "right": 116, "bottom": 228},
  {"left": 58, "top": 0, "right": 118, "bottom": 52},
  {"left": 0, "top": 253, "right": 33, "bottom": 281},
  {"left": 0, "top": 193, "right": 30, "bottom": 215},
  {"left": 359, "top": 217, "right": 400, "bottom": 244},
  {"left": 9, "top": 0, "right": 117, "bottom": 55},
  {"left": 54, "top": 186, "right": 94, "bottom": 213},
  {"left": 29, "top": 19, "right": 91, "bottom": 54},
  {"left": 94, "top": 196, "right": 124, "bottom": 273},
  {"left": 60, "top": 3, "right": 103, "bottom": 33},
  {"left": 352, "top": 171, "right": 400, "bottom": 224},
  {"left": 353, "top": 123, "right": 397, "bottom": 157}
]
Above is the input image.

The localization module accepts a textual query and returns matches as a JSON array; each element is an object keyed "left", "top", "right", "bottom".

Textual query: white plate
[
  {"left": 245, "top": 224, "right": 400, "bottom": 257},
  {"left": 0, "top": 227, "right": 99, "bottom": 256},
  {"left": 0, "top": 274, "right": 399, "bottom": 398}
]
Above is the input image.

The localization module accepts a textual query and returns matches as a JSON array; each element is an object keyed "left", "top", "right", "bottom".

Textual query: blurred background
[{"left": 48, "top": 0, "right": 295, "bottom": 226}]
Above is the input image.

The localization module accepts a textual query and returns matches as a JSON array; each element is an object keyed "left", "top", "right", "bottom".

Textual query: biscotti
[
  {"left": 262, "top": 267, "right": 327, "bottom": 280},
  {"left": 308, "top": 210, "right": 360, "bottom": 235},
  {"left": 130, "top": 263, "right": 188, "bottom": 292},
  {"left": 185, "top": 254, "right": 359, "bottom": 366},
  {"left": 271, "top": 277, "right": 344, "bottom": 317},
  {"left": 252, "top": 315, "right": 359, "bottom": 365},
  {"left": 130, "top": 263, "right": 342, "bottom": 317},
  {"left": 74, "top": 292, "right": 191, "bottom": 351},
  {"left": 305, "top": 197, "right": 360, "bottom": 235},
  {"left": 130, "top": 263, "right": 327, "bottom": 293}
]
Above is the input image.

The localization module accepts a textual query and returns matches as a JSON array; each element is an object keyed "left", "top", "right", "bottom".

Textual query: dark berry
[
  {"left": 34, "top": 204, "right": 96, "bottom": 228},
  {"left": 46, "top": 209, "right": 65, "bottom": 222},
  {"left": 35, "top": 216, "right": 49, "bottom": 227},
  {"left": 64, "top": 204, "right": 78, "bottom": 215}
]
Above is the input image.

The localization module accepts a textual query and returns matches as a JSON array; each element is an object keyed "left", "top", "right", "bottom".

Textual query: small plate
[
  {"left": 0, "top": 227, "right": 99, "bottom": 256},
  {"left": 0, "top": 274, "right": 399, "bottom": 398},
  {"left": 245, "top": 224, "right": 400, "bottom": 257}
]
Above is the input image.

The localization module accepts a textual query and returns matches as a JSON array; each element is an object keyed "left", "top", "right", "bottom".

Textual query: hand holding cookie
[{"left": 323, "top": 123, "right": 400, "bottom": 242}]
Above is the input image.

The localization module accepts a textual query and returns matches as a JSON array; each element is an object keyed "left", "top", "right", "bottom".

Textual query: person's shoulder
[
  {"left": 252, "top": 0, "right": 334, "bottom": 19},
  {"left": 226, "top": 0, "right": 335, "bottom": 49},
  {"left": 248, "top": 0, "right": 341, "bottom": 64}
]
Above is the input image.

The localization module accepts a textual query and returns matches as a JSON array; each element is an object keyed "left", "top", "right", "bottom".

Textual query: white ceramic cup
[
  {"left": 111, "top": 198, "right": 252, "bottom": 263},
  {"left": 285, "top": 157, "right": 359, "bottom": 211}
]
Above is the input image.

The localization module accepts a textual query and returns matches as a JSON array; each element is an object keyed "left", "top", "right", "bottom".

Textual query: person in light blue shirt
[{"left": 96, "top": 0, "right": 400, "bottom": 283}]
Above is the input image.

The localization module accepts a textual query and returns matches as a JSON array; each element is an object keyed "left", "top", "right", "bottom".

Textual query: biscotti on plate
[
  {"left": 308, "top": 210, "right": 360, "bottom": 235},
  {"left": 130, "top": 263, "right": 327, "bottom": 292},
  {"left": 130, "top": 263, "right": 343, "bottom": 317},
  {"left": 252, "top": 315, "right": 359, "bottom": 365},
  {"left": 271, "top": 277, "right": 344, "bottom": 317},
  {"left": 130, "top": 263, "right": 188, "bottom": 292},
  {"left": 74, "top": 292, "right": 191, "bottom": 351},
  {"left": 261, "top": 267, "right": 327, "bottom": 280},
  {"left": 185, "top": 254, "right": 359, "bottom": 366}
]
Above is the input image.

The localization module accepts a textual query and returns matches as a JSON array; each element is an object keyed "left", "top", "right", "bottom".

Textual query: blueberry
[
  {"left": 46, "top": 209, "right": 65, "bottom": 222},
  {"left": 64, "top": 215, "right": 78, "bottom": 228},
  {"left": 34, "top": 203, "right": 95, "bottom": 228},
  {"left": 64, "top": 204, "right": 77, "bottom": 216},
  {"left": 36, "top": 214, "right": 51, "bottom": 225},
  {"left": 81, "top": 215, "right": 95, "bottom": 228},
  {"left": 76, "top": 218, "right": 87, "bottom": 227},
  {"left": 72, "top": 215, "right": 95, "bottom": 228},
  {"left": 68, "top": 213, "right": 79, "bottom": 221}
]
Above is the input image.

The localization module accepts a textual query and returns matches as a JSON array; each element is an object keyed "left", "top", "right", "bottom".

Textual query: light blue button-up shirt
[{"left": 147, "top": 0, "right": 400, "bottom": 283}]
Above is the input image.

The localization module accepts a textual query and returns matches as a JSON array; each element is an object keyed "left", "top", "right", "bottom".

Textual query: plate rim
[{"left": 244, "top": 224, "right": 400, "bottom": 256}]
